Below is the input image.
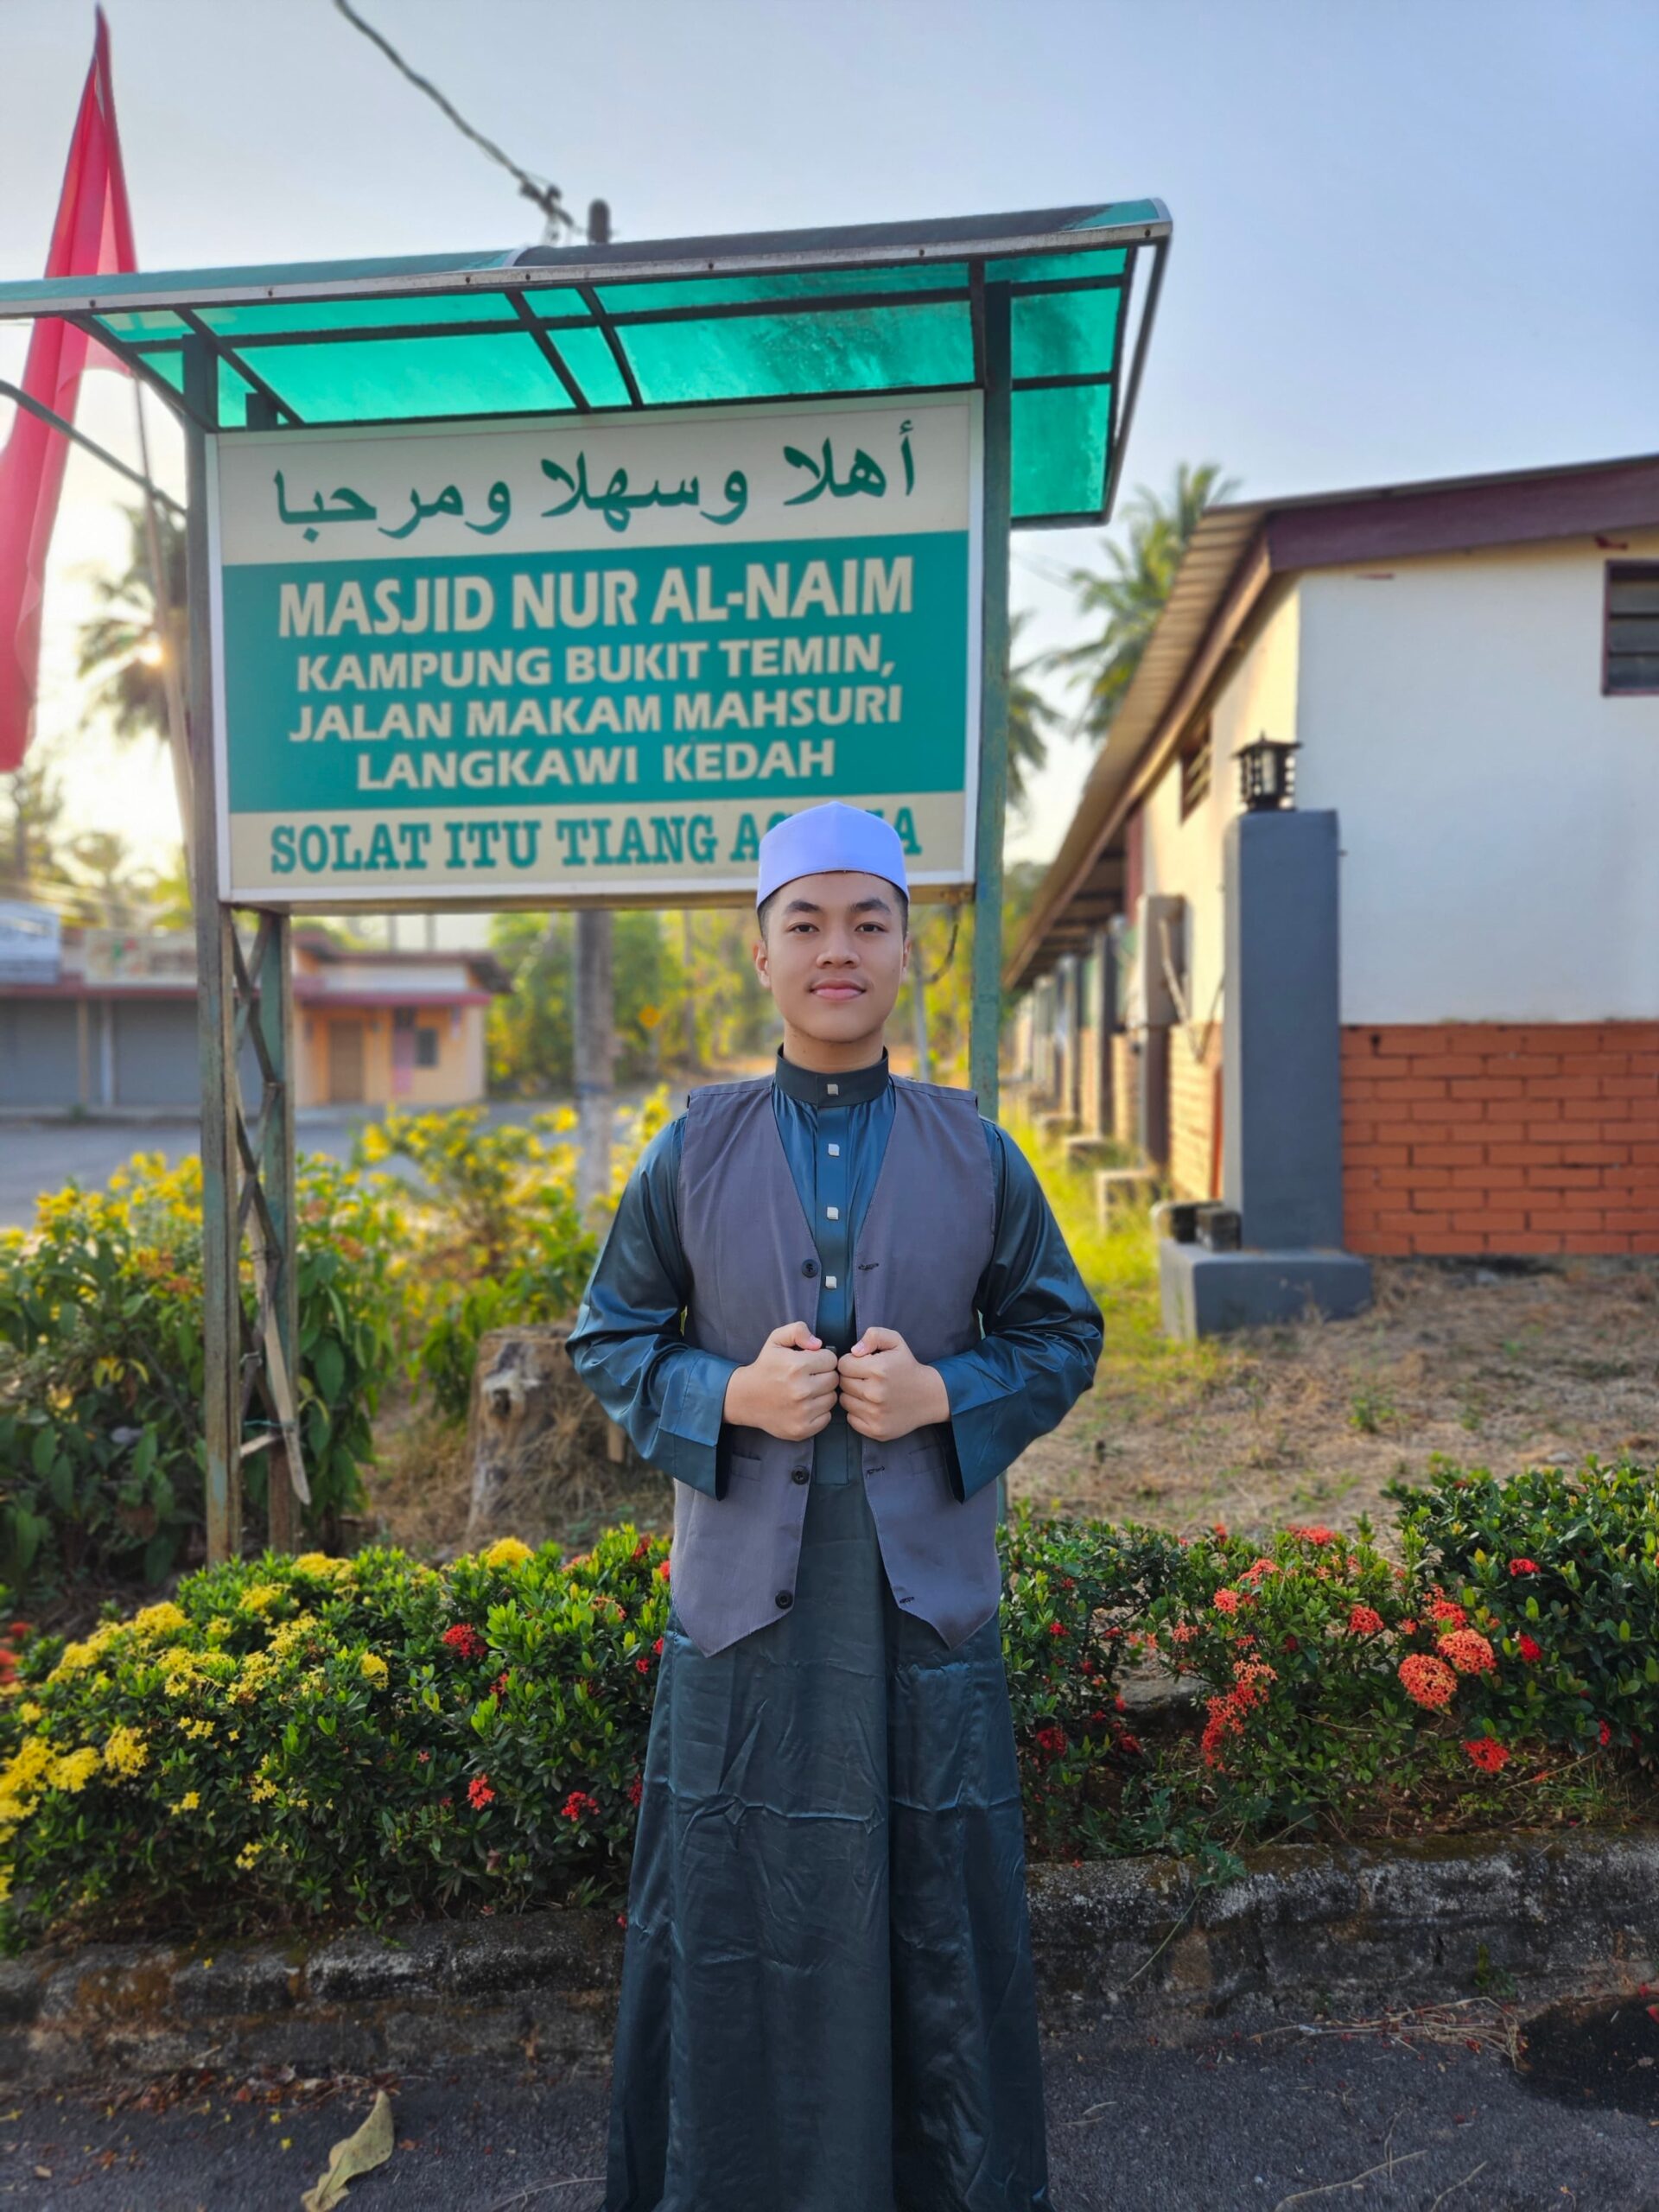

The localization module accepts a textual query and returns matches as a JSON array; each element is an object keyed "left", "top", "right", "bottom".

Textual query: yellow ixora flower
[
  {"left": 480, "top": 1535, "right": 535, "bottom": 1570},
  {"left": 48, "top": 1747, "right": 101, "bottom": 1795},
  {"left": 132, "top": 1601, "right": 188, "bottom": 1640},
  {"left": 169, "top": 1790, "right": 201, "bottom": 1815},
  {"left": 235, "top": 1840, "right": 264, "bottom": 1870},
  {"left": 358, "top": 1652, "right": 389, "bottom": 1686},
  {"left": 179, "top": 1717, "right": 215, "bottom": 1740},
  {"left": 238, "top": 1584, "right": 283, "bottom": 1617},
  {"left": 102, "top": 1725, "right": 149, "bottom": 1779}
]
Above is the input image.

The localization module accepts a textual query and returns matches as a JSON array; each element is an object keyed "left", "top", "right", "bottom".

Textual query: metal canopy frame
[{"left": 0, "top": 200, "right": 1170, "bottom": 1563}]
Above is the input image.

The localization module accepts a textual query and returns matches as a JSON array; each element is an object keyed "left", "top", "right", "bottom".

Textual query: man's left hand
[{"left": 836, "top": 1326, "right": 950, "bottom": 1442}]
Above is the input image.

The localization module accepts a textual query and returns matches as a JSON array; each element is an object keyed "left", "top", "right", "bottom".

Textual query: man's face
[{"left": 753, "top": 869, "right": 909, "bottom": 1045}]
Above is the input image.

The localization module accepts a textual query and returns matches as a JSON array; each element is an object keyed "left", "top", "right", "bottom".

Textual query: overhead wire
[{"left": 331, "top": 0, "right": 574, "bottom": 238}]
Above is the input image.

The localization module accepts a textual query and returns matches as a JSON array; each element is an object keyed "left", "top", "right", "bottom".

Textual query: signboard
[
  {"left": 210, "top": 394, "right": 982, "bottom": 906},
  {"left": 82, "top": 929, "right": 197, "bottom": 987},
  {"left": 0, "top": 901, "right": 60, "bottom": 984}
]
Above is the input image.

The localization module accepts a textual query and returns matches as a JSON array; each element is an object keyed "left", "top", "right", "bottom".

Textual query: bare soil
[{"left": 1011, "top": 1254, "right": 1659, "bottom": 1541}]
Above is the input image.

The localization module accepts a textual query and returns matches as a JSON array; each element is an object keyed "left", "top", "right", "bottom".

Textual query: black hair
[{"left": 756, "top": 881, "right": 909, "bottom": 943}]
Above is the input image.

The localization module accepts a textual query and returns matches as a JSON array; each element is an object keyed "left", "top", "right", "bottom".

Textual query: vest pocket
[{"left": 727, "top": 1450, "right": 766, "bottom": 1484}]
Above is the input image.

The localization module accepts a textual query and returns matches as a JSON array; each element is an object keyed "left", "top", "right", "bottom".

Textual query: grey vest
[{"left": 671, "top": 1071, "right": 1001, "bottom": 1658}]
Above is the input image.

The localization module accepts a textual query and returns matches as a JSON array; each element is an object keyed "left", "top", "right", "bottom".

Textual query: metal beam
[
  {"left": 184, "top": 336, "right": 241, "bottom": 1565},
  {"left": 969, "top": 280, "right": 1012, "bottom": 1119}
]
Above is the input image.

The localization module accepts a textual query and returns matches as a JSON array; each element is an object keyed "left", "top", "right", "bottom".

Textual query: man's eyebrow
[{"left": 779, "top": 894, "right": 894, "bottom": 917}]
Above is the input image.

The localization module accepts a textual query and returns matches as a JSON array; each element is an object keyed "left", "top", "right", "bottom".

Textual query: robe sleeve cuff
[
  {"left": 656, "top": 1349, "right": 741, "bottom": 1499},
  {"left": 933, "top": 1355, "right": 1007, "bottom": 1503}
]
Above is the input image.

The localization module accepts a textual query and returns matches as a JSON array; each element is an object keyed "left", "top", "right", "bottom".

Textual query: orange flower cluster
[
  {"left": 1462, "top": 1738, "right": 1510, "bottom": 1774},
  {"left": 1199, "top": 1657, "right": 1278, "bottom": 1770},
  {"left": 1212, "top": 1588, "right": 1241, "bottom": 1615},
  {"left": 1345, "top": 1604, "right": 1385, "bottom": 1637},
  {"left": 1437, "top": 1629, "right": 1497, "bottom": 1676},
  {"left": 1398, "top": 1653, "right": 1459, "bottom": 1710}
]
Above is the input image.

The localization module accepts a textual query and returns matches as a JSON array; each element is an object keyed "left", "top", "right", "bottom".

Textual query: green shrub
[
  {"left": 0, "top": 1528, "right": 668, "bottom": 1948},
  {"left": 0, "top": 1155, "right": 400, "bottom": 1605},
  {"left": 1, "top": 1457, "right": 1652, "bottom": 1952},
  {"left": 1388, "top": 1452, "right": 1659, "bottom": 1762}
]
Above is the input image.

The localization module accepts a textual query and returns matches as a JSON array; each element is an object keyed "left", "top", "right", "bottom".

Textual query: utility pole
[{"left": 573, "top": 195, "right": 616, "bottom": 1215}]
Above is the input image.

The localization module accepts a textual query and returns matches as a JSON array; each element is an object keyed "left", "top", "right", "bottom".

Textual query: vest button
[
  {"left": 791, "top": 1466, "right": 810, "bottom": 1485},
  {"left": 775, "top": 1590, "right": 794, "bottom": 1609},
  {"left": 801, "top": 1260, "right": 817, "bottom": 1277}
]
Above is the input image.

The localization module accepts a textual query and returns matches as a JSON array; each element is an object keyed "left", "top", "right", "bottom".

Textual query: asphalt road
[
  {"left": 4, "top": 2020, "right": 1657, "bottom": 2212},
  {"left": 0, "top": 1096, "right": 655, "bottom": 1232}
]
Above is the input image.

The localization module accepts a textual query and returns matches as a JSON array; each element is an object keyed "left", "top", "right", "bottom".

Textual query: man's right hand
[{"left": 722, "top": 1320, "right": 840, "bottom": 1442}]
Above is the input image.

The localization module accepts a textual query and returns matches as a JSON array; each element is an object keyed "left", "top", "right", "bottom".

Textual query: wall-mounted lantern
[{"left": 1234, "top": 732, "right": 1300, "bottom": 812}]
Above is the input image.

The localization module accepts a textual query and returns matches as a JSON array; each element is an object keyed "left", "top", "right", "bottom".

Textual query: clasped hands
[{"left": 722, "top": 1320, "right": 949, "bottom": 1445}]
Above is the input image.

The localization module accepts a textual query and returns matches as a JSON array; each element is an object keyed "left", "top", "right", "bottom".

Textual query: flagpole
[{"left": 130, "top": 379, "right": 194, "bottom": 902}]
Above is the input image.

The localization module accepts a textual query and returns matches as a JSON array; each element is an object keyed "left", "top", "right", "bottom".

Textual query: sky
[{"left": 3, "top": 0, "right": 1656, "bottom": 927}]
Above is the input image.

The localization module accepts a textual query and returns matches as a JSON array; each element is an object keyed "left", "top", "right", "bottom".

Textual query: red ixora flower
[
  {"left": 1033, "top": 1723, "right": 1068, "bottom": 1757},
  {"left": 491, "top": 1670, "right": 512, "bottom": 1699},
  {"left": 1463, "top": 1738, "right": 1510, "bottom": 1774},
  {"left": 1517, "top": 1632, "right": 1544, "bottom": 1664},
  {"left": 1398, "top": 1653, "right": 1459, "bottom": 1710},
  {"left": 626, "top": 1777, "right": 643, "bottom": 1805},
  {"left": 653, "top": 1636, "right": 664, "bottom": 1656},
  {"left": 1599, "top": 1719, "right": 1614, "bottom": 1749},
  {"left": 1346, "top": 1605, "right": 1385, "bottom": 1637},
  {"left": 632, "top": 1536, "right": 652, "bottom": 1560},
  {"left": 635, "top": 1656, "right": 651, "bottom": 1675},
  {"left": 1509, "top": 1558, "right": 1539, "bottom": 1577},
  {"left": 442, "top": 1623, "right": 487, "bottom": 1662},
  {"left": 1212, "top": 1588, "right": 1241, "bottom": 1616},
  {"left": 1427, "top": 1595, "right": 1467, "bottom": 1630},
  {"left": 1287, "top": 1524, "right": 1336, "bottom": 1546},
  {"left": 563, "top": 1789, "right": 601, "bottom": 1821},
  {"left": 6, "top": 1621, "right": 29, "bottom": 1639},
  {"left": 467, "top": 1774, "right": 496, "bottom": 1810},
  {"left": 1047, "top": 1620, "right": 1067, "bottom": 1638},
  {"left": 655, "top": 1560, "right": 671, "bottom": 1581},
  {"left": 1437, "top": 1629, "right": 1497, "bottom": 1677}
]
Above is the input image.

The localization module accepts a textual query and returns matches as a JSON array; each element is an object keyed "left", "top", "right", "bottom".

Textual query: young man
[{"left": 568, "top": 799, "right": 1103, "bottom": 2212}]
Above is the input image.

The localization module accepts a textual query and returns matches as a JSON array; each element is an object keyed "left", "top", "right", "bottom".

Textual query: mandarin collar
[{"left": 772, "top": 1044, "right": 892, "bottom": 1109}]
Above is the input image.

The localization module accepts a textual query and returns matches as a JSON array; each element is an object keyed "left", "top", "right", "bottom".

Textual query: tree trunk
[
  {"left": 464, "top": 1323, "right": 626, "bottom": 1546},
  {"left": 681, "top": 908, "right": 700, "bottom": 1071},
  {"left": 910, "top": 959, "right": 931, "bottom": 1083},
  {"left": 575, "top": 906, "right": 613, "bottom": 1213}
]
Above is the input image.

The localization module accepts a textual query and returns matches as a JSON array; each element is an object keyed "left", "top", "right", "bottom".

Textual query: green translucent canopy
[{"left": 0, "top": 202, "right": 1169, "bottom": 528}]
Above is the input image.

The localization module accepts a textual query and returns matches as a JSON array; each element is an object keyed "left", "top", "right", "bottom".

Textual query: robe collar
[{"left": 772, "top": 1042, "right": 891, "bottom": 1109}]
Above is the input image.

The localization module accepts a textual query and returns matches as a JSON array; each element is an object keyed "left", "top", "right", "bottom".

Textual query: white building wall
[
  {"left": 1295, "top": 532, "right": 1659, "bottom": 1022},
  {"left": 1139, "top": 586, "right": 1300, "bottom": 1034}
]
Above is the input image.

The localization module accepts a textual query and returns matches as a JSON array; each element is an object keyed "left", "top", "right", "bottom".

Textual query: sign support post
[
  {"left": 969, "top": 281, "right": 1012, "bottom": 1120},
  {"left": 185, "top": 335, "right": 241, "bottom": 1563}
]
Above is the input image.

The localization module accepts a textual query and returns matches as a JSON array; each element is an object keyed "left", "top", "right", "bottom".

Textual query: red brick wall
[{"left": 1341, "top": 1023, "right": 1659, "bottom": 1256}]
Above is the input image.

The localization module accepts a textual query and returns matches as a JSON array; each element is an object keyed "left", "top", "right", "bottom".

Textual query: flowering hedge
[
  {"left": 0, "top": 1156, "right": 401, "bottom": 1604},
  {"left": 0, "top": 1453, "right": 1654, "bottom": 1952}
]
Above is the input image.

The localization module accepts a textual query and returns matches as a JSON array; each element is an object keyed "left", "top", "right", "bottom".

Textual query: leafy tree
[
  {"left": 1006, "top": 609, "right": 1059, "bottom": 819},
  {"left": 74, "top": 501, "right": 186, "bottom": 742},
  {"left": 1046, "top": 462, "right": 1237, "bottom": 744}
]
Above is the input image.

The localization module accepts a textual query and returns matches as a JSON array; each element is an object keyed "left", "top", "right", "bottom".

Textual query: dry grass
[
  {"left": 363, "top": 1108, "right": 1659, "bottom": 1564},
  {"left": 1007, "top": 1122, "right": 1659, "bottom": 1542}
]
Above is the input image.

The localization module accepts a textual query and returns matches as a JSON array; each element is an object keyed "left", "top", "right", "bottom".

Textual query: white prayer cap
[{"left": 754, "top": 801, "right": 909, "bottom": 911}]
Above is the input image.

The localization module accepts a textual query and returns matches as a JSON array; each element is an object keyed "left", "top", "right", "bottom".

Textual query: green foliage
[
  {"left": 1387, "top": 1452, "right": 1659, "bottom": 1762},
  {"left": 3, "top": 1457, "right": 1652, "bottom": 1948},
  {"left": 486, "top": 910, "right": 684, "bottom": 1096},
  {"left": 0, "top": 1529, "right": 667, "bottom": 1948},
  {"left": 354, "top": 1108, "right": 602, "bottom": 1420},
  {"left": 0, "top": 1154, "right": 399, "bottom": 1605}
]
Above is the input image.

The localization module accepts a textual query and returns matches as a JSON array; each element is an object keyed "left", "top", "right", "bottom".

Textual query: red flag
[{"left": 0, "top": 7, "right": 137, "bottom": 772}]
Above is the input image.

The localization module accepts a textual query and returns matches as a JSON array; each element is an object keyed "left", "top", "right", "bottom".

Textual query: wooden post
[
  {"left": 184, "top": 336, "right": 241, "bottom": 1565},
  {"left": 969, "top": 280, "right": 1013, "bottom": 1121}
]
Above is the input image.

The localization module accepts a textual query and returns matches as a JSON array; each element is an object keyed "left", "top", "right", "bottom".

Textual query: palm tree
[
  {"left": 1006, "top": 610, "right": 1058, "bottom": 818},
  {"left": 75, "top": 501, "right": 187, "bottom": 741},
  {"left": 1046, "top": 461, "right": 1237, "bottom": 744}
]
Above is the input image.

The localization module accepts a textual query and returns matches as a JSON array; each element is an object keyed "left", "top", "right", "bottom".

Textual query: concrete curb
[{"left": 3, "top": 1826, "right": 1655, "bottom": 2086}]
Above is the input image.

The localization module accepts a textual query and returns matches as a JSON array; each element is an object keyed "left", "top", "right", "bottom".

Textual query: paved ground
[
  {"left": 4, "top": 2020, "right": 1656, "bottom": 2212},
  {"left": 0, "top": 1096, "right": 655, "bottom": 1231}
]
